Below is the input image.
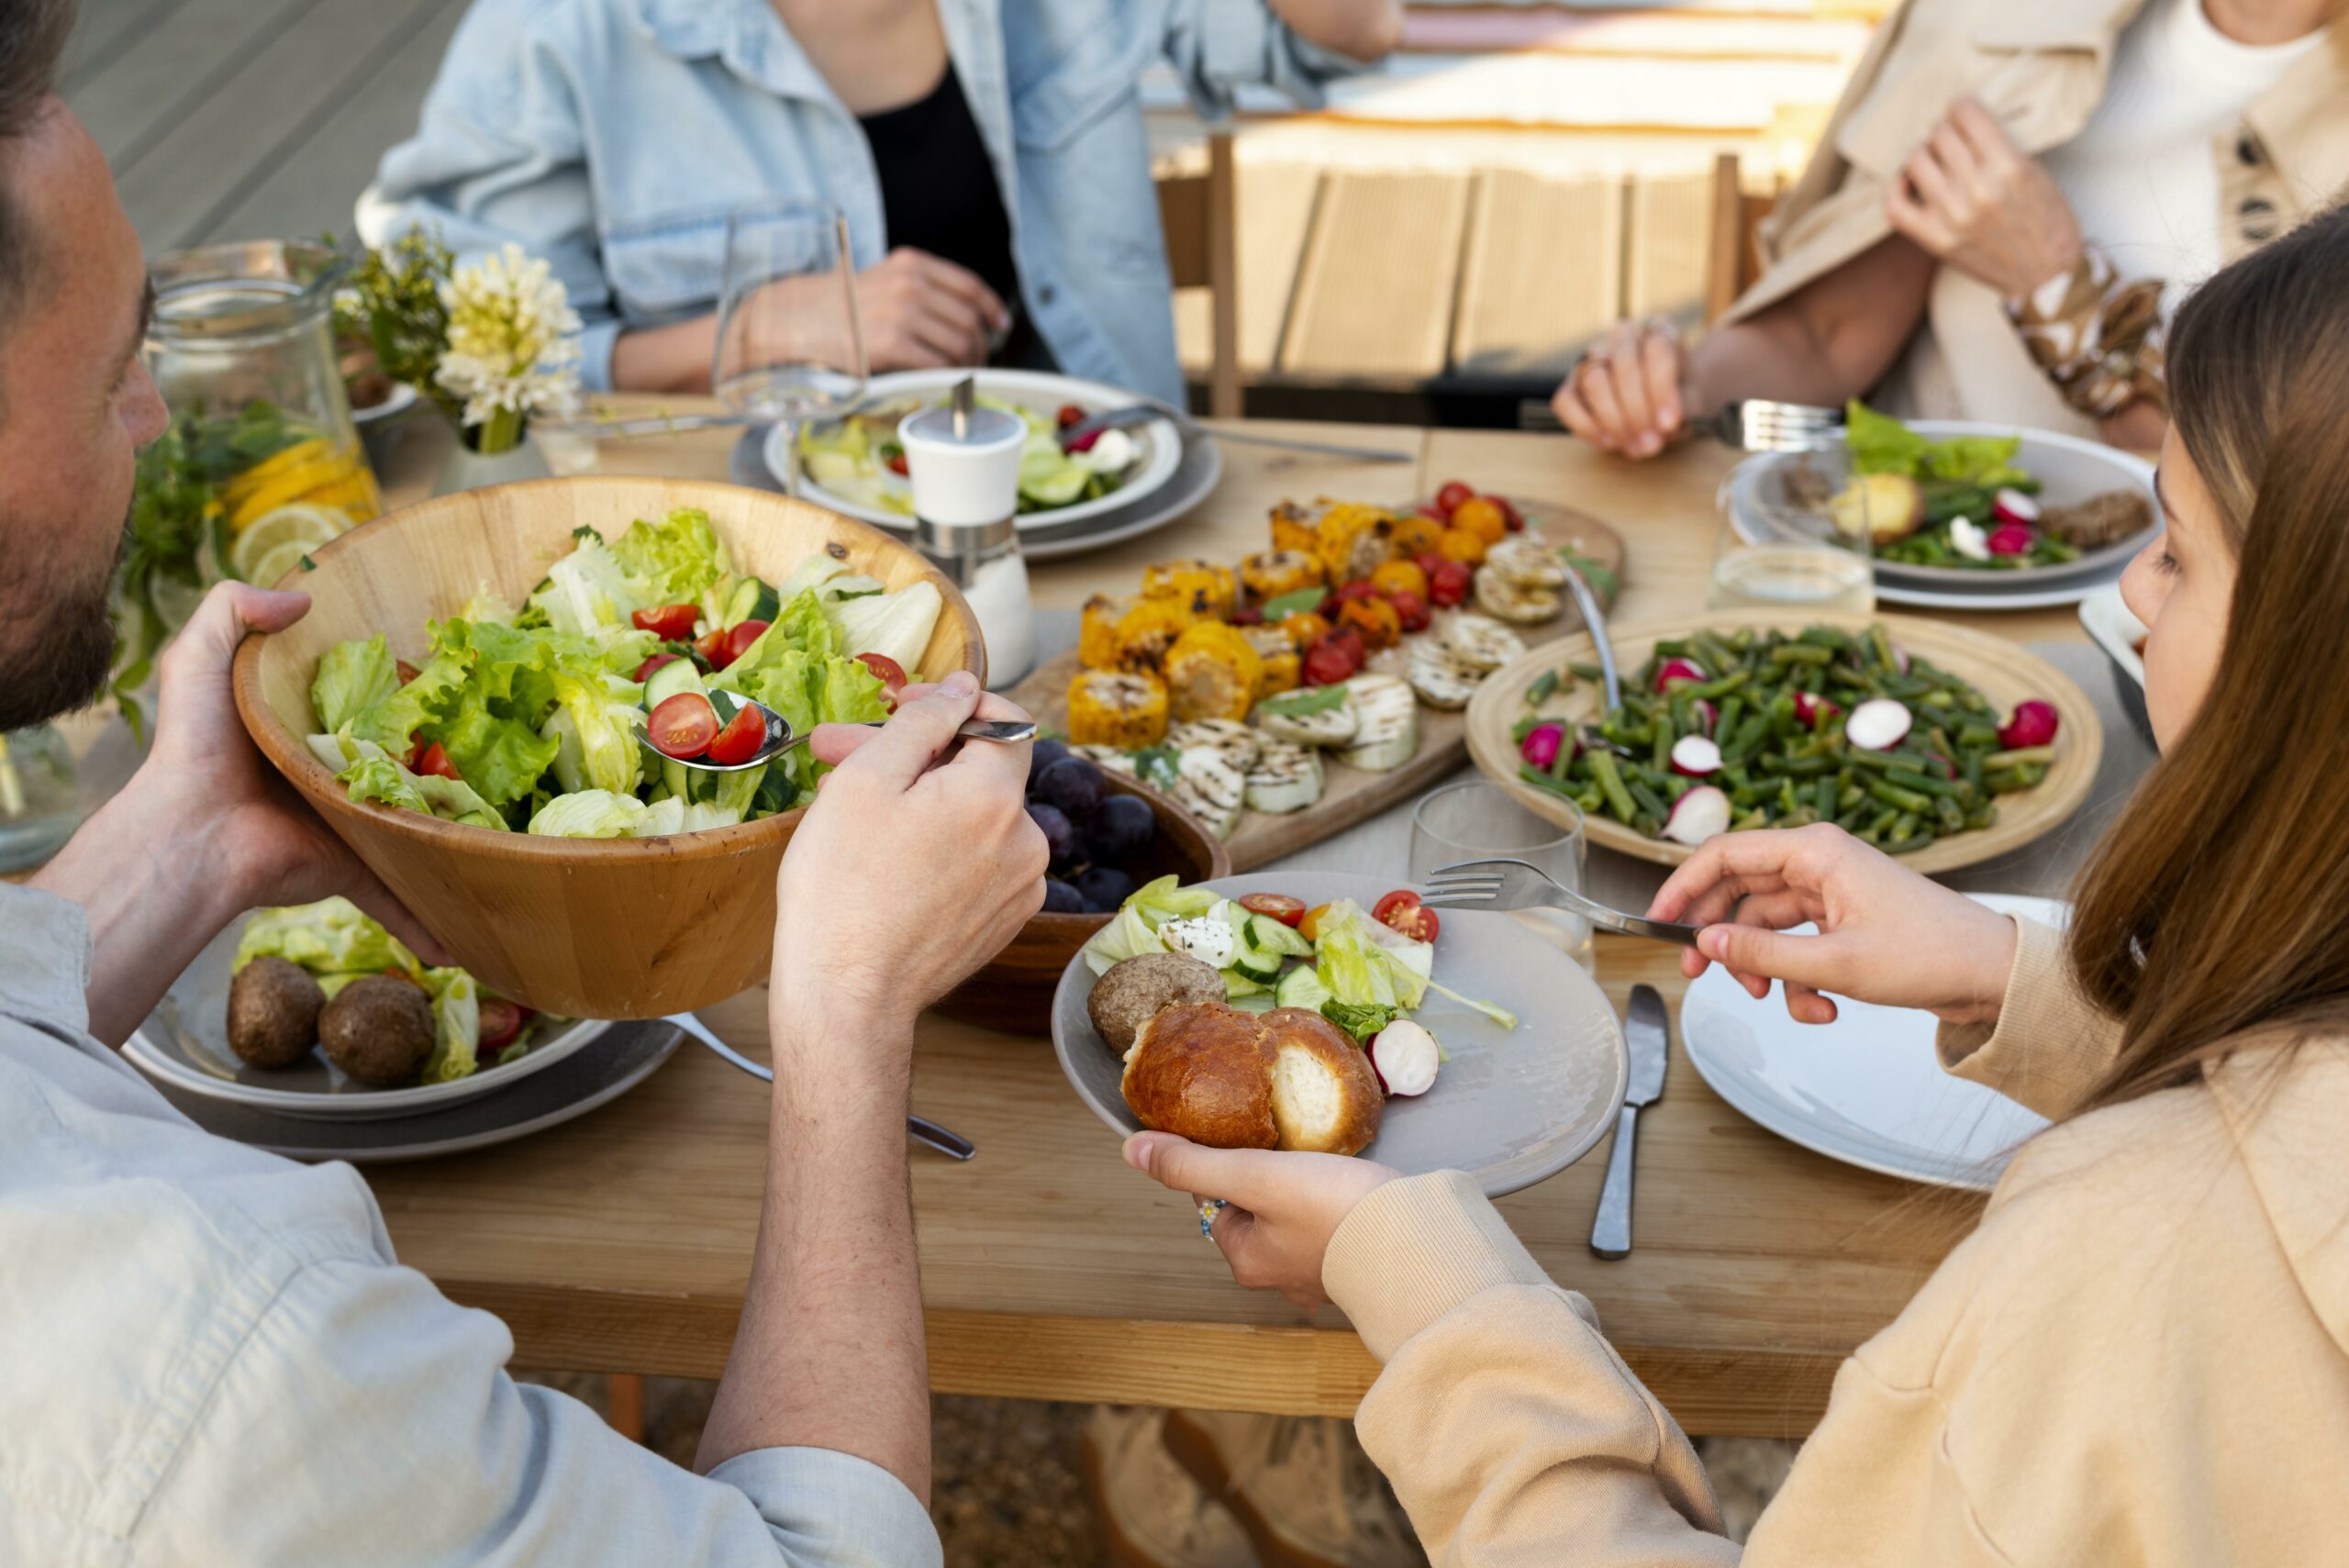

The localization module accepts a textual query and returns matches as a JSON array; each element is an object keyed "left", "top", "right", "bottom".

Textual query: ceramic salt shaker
[{"left": 899, "top": 379, "right": 1037, "bottom": 686}]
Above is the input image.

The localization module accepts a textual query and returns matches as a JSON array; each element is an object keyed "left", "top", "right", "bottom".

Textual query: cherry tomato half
[
  {"left": 1414, "top": 550, "right": 1448, "bottom": 582},
  {"left": 722, "top": 618, "right": 771, "bottom": 668},
  {"left": 1427, "top": 559, "right": 1473, "bottom": 607},
  {"left": 693, "top": 628, "right": 731, "bottom": 669},
  {"left": 854, "top": 651, "right": 908, "bottom": 706},
  {"left": 1238, "top": 893, "right": 1308, "bottom": 927},
  {"left": 885, "top": 451, "right": 909, "bottom": 476},
  {"left": 1329, "top": 579, "right": 1378, "bottom": 605},
  {"left": 1300, "top": 635, "right": 1363, "bottom": 687},
  {"left": 413, "top": 740, "right": 461, "bottom": 781},
  {"left": 395, "top": 659, "right": 420, "bottom": 685},
  {"left": 1432, "top": 480, "right": 1475, "bottom": 520},
  {"left": 1055, "top": 403, "right": 1087, "bottom": 428},
  {"left": 706, "top": 698, "right": 769, "bottom": 766},
  {"left": 633, "top": 651, "right": 683, "bottom": 683},
  {"left": 1373, "top": 889, "right": 1441, "bottom": 943},
  {"left": 631, "top": 603, "right": 701, "bottom": 640},
  {"left": 1297, "top": 902, "right": 1335, "bottom": 941},
  {"left": 648, "top": 692, "right": 720, "bottom": 759},
  {"left": 1387, "top": 589, "right": 1431, "bottom": 633},
  {"left": 477, "top": 999, "right": 529, "bottom": 1051}
]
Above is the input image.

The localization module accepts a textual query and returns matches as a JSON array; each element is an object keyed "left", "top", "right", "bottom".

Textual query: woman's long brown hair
[{"left": 2065, "top": 204, "right": 2349, "bottom": 1110}]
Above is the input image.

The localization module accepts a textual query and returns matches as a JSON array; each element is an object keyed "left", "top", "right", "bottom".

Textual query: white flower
[{"left": 433, "top": 243, "right": 584, "bottom": 430}]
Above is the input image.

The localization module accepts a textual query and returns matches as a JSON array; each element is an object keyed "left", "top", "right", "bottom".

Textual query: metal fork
[
  {"left": 1419, "top": 859, "right": 1704, "bottom": 948},
  {"left": 665, "top": 1013, "right": 976, "bottom": 1161},
  {"left": 1518, "top": 395, "right": 1842, "bottom": 453}
]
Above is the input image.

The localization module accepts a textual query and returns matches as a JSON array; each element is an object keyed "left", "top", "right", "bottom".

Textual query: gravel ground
[{"left": 520, "top": 1373, "right": 1787, "bottom": 1562}]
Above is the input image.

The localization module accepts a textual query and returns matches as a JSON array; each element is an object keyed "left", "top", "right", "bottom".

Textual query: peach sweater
[{"left": 1322, "top": 919, "right": 2349, "bottom": 1565}]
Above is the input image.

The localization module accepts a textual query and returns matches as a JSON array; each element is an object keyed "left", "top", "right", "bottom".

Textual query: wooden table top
[{"left": 351, "top": 403, "right": 2086, "bottom": 1436}]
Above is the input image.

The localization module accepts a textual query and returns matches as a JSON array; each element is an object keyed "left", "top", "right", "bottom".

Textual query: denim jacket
[{"left": 371, "top": 0, "right": 1362, "bottom": 399}]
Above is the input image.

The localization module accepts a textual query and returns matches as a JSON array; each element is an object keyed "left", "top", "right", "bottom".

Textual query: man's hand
[
  {"left": 1122, "top": 1132, "right": 1400, "bottom": 1310},
  {"left": 1886, "top": 98, "right": 2085, "bottom": 300},
  {"left": 35, "top": 582, "right": 444, "bottom": 1041},
  {"left": 768, "top": 672, "right": 1047, "bottom": 1040}
]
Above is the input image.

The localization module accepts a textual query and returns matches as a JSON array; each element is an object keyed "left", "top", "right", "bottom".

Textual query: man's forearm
[
  {"left": 697, "top": 1005, "right": 931, "bottom": 1499},
  {"left": 1265, "top": 0, "right": 1405, "bottom": 61},
  {"left": 31, "top": 771, "right": 242, "bottom": 1044},
  {"left": 1687, "top": 235, "right": 1936, "bottom": 417}
]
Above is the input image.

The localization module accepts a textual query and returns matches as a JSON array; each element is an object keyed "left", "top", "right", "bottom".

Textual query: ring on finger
[{"left": 1197, "top": 1198, "right": 1228, "bottom": 1240}]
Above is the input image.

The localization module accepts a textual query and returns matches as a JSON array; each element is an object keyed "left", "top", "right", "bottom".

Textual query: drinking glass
[
  {"left": 1408, "top": 779, "right": 1593, "bottom": 974},
  {"left": 1709, "top": 453, "right": 1875, "bottom": 614},
  {"left": 712, "top": 201, "right": 866, "bottom": 496}
]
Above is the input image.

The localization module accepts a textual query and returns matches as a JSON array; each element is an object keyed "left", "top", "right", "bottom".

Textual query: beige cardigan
[
  {"left": 1720, "top": 0, "right": 2349, "bottom": 436},
  {"left": 1324, "top": 919, "right": 2349, "bottom": 1565}
]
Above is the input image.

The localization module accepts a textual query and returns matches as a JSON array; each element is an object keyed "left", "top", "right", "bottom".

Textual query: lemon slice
[
  {"left": 229, "top": 503, "right": 348, "bottom": 582},
  {"left": 244, "top": 538, "right": 324, "bottom": 587}
]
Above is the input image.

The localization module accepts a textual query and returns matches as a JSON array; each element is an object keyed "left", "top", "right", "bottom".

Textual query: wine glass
[{"left": 712, "top": 201, "right": 867, "bottom": 496}]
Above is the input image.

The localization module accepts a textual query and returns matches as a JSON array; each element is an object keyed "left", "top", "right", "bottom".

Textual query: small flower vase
[{"left": 432, "top": 419, "right": 551, "bottom": 496}]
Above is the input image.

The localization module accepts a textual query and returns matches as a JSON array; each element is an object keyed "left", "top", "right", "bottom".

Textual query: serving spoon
[{"left": 657, "top": 690, "right": 1036, "bottom": 773}]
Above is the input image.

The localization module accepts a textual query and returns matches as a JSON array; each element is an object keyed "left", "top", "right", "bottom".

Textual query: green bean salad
[{"left": 1512, "top": 623, "right": 2060, "bottom": 854}]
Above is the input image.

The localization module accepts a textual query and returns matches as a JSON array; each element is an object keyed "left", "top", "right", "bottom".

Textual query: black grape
[
  {"left": 1031, "top": 756, "right": 1106, "bottom": 819},
  {"left": 1026, "top": 801, "right": 1082, "bottom": 869},
  {"left": 1087, "top": 793, "right": 1155, "bottom": 860},
  {"left": 1071, "top": 865, "right": 1138, "bottom": 913},
  {"left": 1041, "top": 877, "right": 1085, "bottom": 914},
  {"left": 1026, "top": 739, "right": 1071, "bottom": 788}
]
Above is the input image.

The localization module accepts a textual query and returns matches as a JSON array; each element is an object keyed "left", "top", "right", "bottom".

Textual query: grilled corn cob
[
  {"left": 1270, "top": 500, "right": 1321, "bottom": 555},
  {"left": 1141, "top": 559, "right": 1238, "bottom": 617},
  {"left": 1079, "top": 594, "right": 1138, "bottom": 670},
  {"left": 1108, "top": 595, "right": 1201, "bottom": 671},
  {"left": 1314, "top": 502, "right": 1395, "bottom": 584},
  {"left": 1066, "top": 670, "right": 1170, "bottom": 748},
  {"left": 1161, "top": 622, "right": 1264, "bottom": 724},
  {"left": 1241, "top": 625, "right": 1301, "bottom": 699},
  {"left": 1238, "top": 549, "right": 1322, "bottom": 602}
]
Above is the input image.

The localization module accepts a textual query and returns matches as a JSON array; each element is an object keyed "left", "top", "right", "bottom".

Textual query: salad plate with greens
[
  {"left": 1728, "top": 403, "right": 2157, "bottom": 603},
  {"left": 778, "top": 368, "right": 1184, "bottom": 531},
  {"left": 299, "top": 505, "right": 945, "bottom": 840},
  {"left": 127, "top": 897, "right": 607, "bottom": 1117},
  {"left": 1048, "top": 871, "right": 1629, "bottom": 1196}
]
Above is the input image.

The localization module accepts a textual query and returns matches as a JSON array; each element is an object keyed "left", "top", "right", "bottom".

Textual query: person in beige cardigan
[
  {"left": 1556, "top": 0, "right": 2348, "bottom": 461},
  {"left": 1121, "top": 205, "right": 2349, "bottom": 1565}
]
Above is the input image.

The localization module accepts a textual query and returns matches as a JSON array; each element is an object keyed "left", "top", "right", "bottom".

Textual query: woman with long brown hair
[{"left": 1118, "top": 204, "right": 2349, "bottom": 1564}]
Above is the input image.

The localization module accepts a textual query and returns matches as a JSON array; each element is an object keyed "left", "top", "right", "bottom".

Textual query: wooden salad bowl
[
  {"left": 1464, "top": 608, "right": 2103, "bottom": 878},
  {"left": 937, "top": 771, "right": 1230, "bottom": 1037},
  {"left": 231, "top": 476, "right": 984, "bottom": 1019}
]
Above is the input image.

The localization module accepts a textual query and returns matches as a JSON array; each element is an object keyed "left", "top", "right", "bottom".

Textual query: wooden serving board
[
  {"left": 1008, "top": 500, "right": 1627, "bottom": 873},
  {"left": 1463, "top": 609, "right": 2104, "bottom": 878},
  {"left": 1009, "top": 645, "right": 1470, "bottom": 872}
]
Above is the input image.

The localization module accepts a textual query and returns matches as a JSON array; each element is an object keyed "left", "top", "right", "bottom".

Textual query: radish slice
[
  {"left": 1690, "top": 698, "right": 1718, "bottom": 736},
  {"left": 1889, "top": 642, "right": 1911, "bottom": 674},
  {"left": 1992, "top": 488, "right": 2042, "bottom": 528},
  {"left": 1846, "top": 698, "right": 1912, "bottom": 751},
  {"left": 1789, "top": 690, "right": 1840, "bottom": 728},
  {"left": 1986, "top": 524, "right": 2034, "bottom": 557},
  {"left": 1520, "top": 720, "right": 1570, "bottom": 770},
  {"left": 1996, "top": 699, "right": 2060, "bottom": 749},
  {"left": 1367, "top": 1020, "right": 1440, "bottom": 1097},
  {"left": 1949, "top": 517, "right": 1991, "bottom": 562},
  {"left": 1653, "top": 656, "right": 1706, "bottom": 693},
  {"left": 1669, "top": 735, "right": 1722, "bottom": 776},
  {"left": 1663, "top": 784, "right": 1731, "bottom": 846}
]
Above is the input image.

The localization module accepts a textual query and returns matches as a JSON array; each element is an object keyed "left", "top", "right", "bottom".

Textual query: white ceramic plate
[
  {"left": 1679, "top": 893, "right": 2059, "bottom": 1190},
  {"left": 772, "top": 369, "right": 1183, "bottom": 531},
  {"left": 1726, "top": 421, "right": 2157, "bottom": 605},
  {"left": 127, "top": 922, "right": 612, "bottom": 1121},
  {"left": 141, "top": 1019, "right": 682, "bottom": 1162},
  {"left": 1051, "top": 873, "right": 1628, "bottom": 1198}
]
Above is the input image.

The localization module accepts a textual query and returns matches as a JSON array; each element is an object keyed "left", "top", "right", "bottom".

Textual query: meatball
[
  {"left": 1086, "top": 951, "right": 1226, "bottom": 1054},
  {"left": 225, "top": 957, "right": 326, "bottom": 1068},
  {"left": 317, "top": 975, "right": 437, "bottom": 1087}
]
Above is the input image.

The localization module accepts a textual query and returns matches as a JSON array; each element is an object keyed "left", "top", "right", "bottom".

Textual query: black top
[{"left": 858, "top": 67, "right": 1052, "bottom": 371}]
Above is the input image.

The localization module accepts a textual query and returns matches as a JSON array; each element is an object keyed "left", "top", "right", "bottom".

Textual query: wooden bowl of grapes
[{"left": 937, "top": 744, "right": 1230, "bottom": 1036}]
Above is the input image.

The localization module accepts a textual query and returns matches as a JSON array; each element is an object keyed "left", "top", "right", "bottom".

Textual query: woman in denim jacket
[{"left": 368, "top": 0, "right": 1400, "bottom": 401}]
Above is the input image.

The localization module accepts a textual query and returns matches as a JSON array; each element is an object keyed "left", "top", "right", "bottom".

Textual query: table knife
[{"left": 1590, "top": 984, "right": 1667, "bottom": 1259}]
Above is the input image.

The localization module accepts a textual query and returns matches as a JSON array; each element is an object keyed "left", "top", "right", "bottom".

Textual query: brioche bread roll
[{"left": 1120, "top": 1002, "right": 1383, "bottom": 1155}]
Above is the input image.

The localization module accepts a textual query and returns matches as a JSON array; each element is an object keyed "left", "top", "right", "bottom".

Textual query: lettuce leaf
[
  {"left": 1844, "top": 400, "right": 1927, "bottom": 476},
  {"left": 546, "top": 672, "right": 643, "bottom": 796},
  {"left": 609, "top": 506, "right": 731, "bottom": 606},
  {"left": 347, "top": 648, "right": 469, "bottom": 751},
  {"left": 338, "top": 754, "right": 507, "bottom": 830},
  {"left": 1847, "top": 400, "right": 2031, "bottom": 489},
  {"left": 311, "top": 636, "right": 402, "bottom": 734},
  {"left": 421, "top": 967, "right": 481, "bottom": 1083},
  {"left": 528, "top": 535, "right": 649, "bottom": 636},
  {"left": 527, "top": 789, "right": 649, "bottom": 838},
  {"left": 233, "top": 896, "right": 421, "bottom": 981},
  {"left": 714, "top": 644, "right": 886, "bottom": 803},
  {"left": 1080, "top": 874, "right": 1227, "bottom": 975},
  {"left": 832, "top": 582, "right": 941, "bottom": 678}
]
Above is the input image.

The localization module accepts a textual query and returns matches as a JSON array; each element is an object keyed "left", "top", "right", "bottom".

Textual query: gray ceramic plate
[
  {"left": 126, "top": 922, "right": 612, "bottom": 1121},
  {"left": 1051, "top": 873, "right": 1628, "bottom": 1197},
  {"left": 140, "top": 1020, "right": 682, "bottom": 1163}
]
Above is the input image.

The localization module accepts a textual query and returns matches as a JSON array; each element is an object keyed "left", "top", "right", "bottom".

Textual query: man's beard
[{"left": 0, "top": 506, "right": 130, "bottom": 732}]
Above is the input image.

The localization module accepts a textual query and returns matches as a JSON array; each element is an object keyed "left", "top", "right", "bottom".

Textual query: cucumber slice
[
  {"left": 1274, "top": 964, "right": 1332, "bottom": 1012},
  {"left": 1228, "top": 936, "right": 1282, "bottom": 985},
  {"left": 722, "top": 575, "right": 781, "bottom": 628},
  {"left": 1250, "top": 913, "right": 1314, "bottom": 958},
  {"left": 643, "top": 657, "right": 703, "bottom": 710}
]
